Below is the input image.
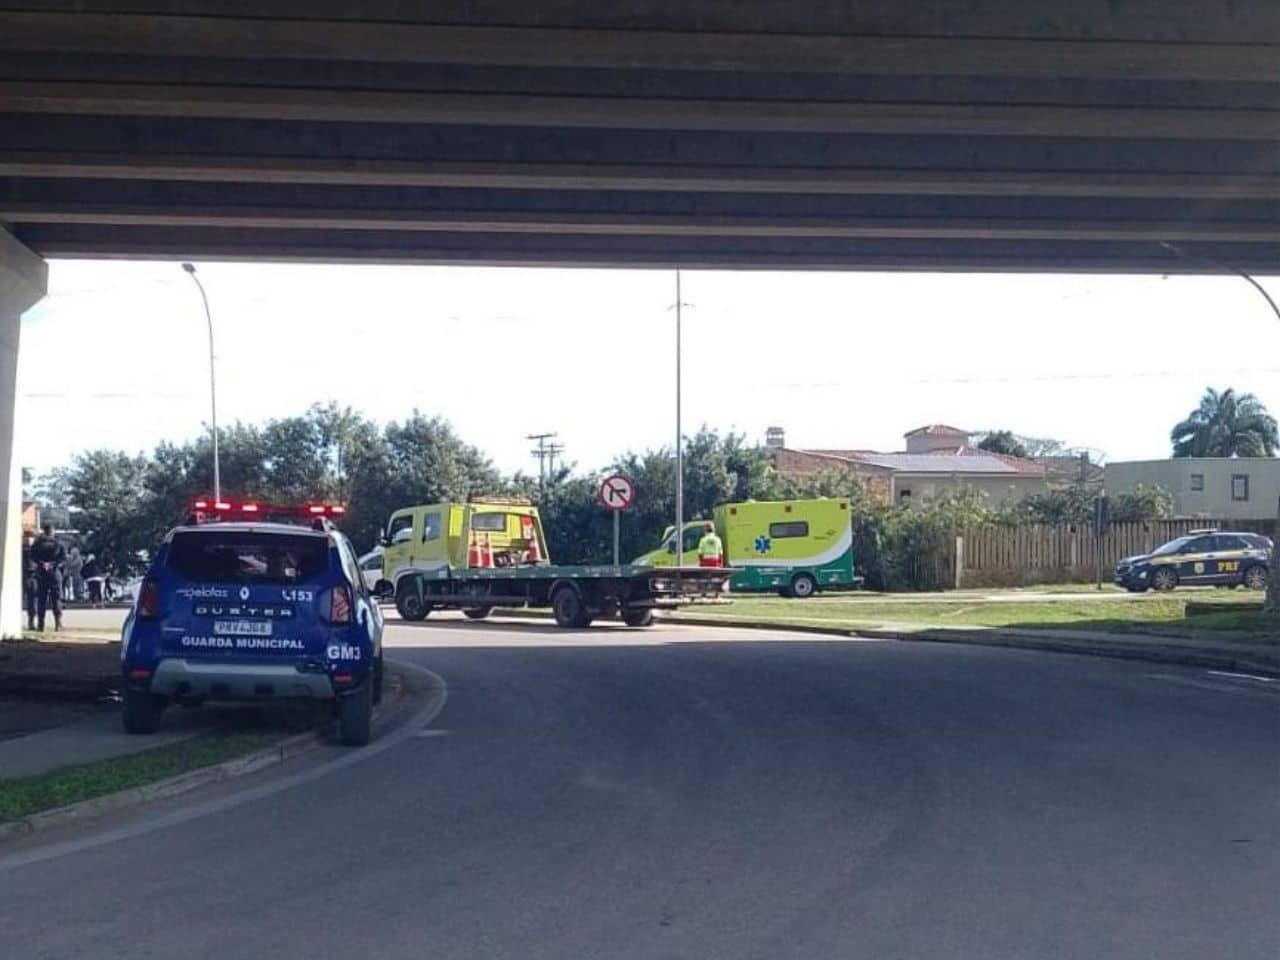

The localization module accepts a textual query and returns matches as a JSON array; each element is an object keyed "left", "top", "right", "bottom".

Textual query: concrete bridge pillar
[{"left": 0, "top": 228, "right": 48, "bottom": 637}]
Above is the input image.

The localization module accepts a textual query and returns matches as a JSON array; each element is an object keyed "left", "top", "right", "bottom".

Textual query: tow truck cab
[{"left": 382, "top": 497, "right": 549, "bottom": 591}]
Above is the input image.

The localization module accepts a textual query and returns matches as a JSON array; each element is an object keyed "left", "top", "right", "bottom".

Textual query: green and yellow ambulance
[{"left": 633, "top": 498, "right": 859, "bottom": 598}]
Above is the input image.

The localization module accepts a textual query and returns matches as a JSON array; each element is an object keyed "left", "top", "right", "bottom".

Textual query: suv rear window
[{"left": 166, "top": 532, "right": 330, "bottom": 584}]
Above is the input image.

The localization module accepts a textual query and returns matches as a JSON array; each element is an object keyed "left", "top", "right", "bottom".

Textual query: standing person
[
  {"left": 65, "top": 545, "right": 84, "bottom": 602},
  {"left": 21, "top": 533, "right": 37, "bottom": 631},
  {"left": 29, "top": 523, "right": 65, "bottom": 631},
  {"left": 82, "top": 553, "right": 102, "bottom": 606},
  {"left": 696, "top": 521, "right": 724, "bottom": 568}
]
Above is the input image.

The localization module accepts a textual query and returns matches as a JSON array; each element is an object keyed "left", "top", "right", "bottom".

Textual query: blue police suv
[{"left": 120, "top": 501, "right": 384, "bottom": 746}]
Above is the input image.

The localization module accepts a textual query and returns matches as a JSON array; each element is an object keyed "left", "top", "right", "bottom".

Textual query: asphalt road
[{"left": 2, "top": 617, "right": 1277, "bottom": 959}]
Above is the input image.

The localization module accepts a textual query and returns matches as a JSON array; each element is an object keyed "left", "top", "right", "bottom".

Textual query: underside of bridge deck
[{"left": 1, "top": 1, "right": 1277, "bottom": 270}]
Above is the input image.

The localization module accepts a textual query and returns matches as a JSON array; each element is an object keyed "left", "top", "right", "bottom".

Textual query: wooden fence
[{"left": 951, "top": 518, "right": 1276, "bottom": 589}]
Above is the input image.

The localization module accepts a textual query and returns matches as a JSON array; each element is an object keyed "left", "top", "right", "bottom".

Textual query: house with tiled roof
[{"left": 769, "top": 425, "right": 1052, "bottom": 506}]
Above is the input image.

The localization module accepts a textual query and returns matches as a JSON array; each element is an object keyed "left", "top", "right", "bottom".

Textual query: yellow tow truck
[{"left": 381, "top": 498, "right": 731, "bottom": 628}]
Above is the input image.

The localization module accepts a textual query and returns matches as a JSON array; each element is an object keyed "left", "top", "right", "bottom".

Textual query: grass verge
[
  {"left": 0, "top": 729, "right": 282, "bottom": 822},
  {"left": 674, "top": 594, "right": 1278, "bottom": 639}
]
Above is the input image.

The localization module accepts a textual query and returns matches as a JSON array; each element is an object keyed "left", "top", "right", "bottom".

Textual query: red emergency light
[{"left": 190, "top": 498, "right": 348, "bottom": 524}]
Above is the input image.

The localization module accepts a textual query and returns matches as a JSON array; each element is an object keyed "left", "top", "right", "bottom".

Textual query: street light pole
[
  {"left": 675, "top": 269, "right": 684, "bottom": 569},
  {"left": 181, "top": 263, "right": 220, "bottom": 502},
  {"left": 1159, "top": 243, "right": 1280, "bottom": 324}
]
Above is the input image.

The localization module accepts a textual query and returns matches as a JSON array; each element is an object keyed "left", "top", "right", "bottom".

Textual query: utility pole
[
  {"left": 527, "top": 433, "right": 562, "bottom": 500},
  {"left": 673, "top": 269, "right": 690, "bottom": 569}
]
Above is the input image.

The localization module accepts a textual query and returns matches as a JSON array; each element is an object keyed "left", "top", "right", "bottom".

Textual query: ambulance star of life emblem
[{"left": 755, "top": 536, "right": 771, "bottom": 554}]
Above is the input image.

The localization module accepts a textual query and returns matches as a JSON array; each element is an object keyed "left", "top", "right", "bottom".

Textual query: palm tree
[{"left": 1170, "top": 388, "right": 1278, "bottom": 458}]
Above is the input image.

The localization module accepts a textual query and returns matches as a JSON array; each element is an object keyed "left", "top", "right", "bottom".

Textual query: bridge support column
[{"left": 0, "top": 229, "right": 48, "bottom": 638}]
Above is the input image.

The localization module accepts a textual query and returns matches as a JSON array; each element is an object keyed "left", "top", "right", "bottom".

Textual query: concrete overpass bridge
[{"left": 1, "top": 1, "right": 1278, "bottom": 630}]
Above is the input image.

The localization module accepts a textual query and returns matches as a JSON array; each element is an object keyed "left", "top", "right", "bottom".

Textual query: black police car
[
  {"left": 1114, "top": 529, "right": 1272, "bottom": 593},
  {"left": 120, "top": 500, "right": 384, "bottom": 746}
]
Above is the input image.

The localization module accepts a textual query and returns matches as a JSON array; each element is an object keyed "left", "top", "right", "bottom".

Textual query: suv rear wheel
[
  {"left": 338, "top": 681, "right": 373, "bottom": 746},
  {"left": 122, "top": 688, "right": 166, "bottom": 734}
]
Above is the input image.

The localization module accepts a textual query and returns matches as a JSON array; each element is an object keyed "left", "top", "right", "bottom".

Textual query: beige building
[
  {"left": 773, "top": 425, "right": 1051, "bottom": 507},
  {"left": 1105, "top": 458, "right": 1280, "bottom": 520}
]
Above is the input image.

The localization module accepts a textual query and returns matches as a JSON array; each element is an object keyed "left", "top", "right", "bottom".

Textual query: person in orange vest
[{"left": 696, "top": 522, "right": 724, "bottom": 568}]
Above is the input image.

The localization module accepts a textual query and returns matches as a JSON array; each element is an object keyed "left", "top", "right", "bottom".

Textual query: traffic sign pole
[{"left": 596, "top": 472, "right": 634, "bottom": 567}]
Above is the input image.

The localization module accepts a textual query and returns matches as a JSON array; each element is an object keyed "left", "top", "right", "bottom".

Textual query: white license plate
[{"left": 213, "top": 620, "right": 272, "bottom": 637}]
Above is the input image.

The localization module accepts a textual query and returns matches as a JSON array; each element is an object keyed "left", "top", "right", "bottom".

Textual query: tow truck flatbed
[{"left": 395, "top": 563, "right": 730, "bottom": 628}]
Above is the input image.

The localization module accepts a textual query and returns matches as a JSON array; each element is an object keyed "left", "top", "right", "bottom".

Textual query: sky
[{"left": 16, "top": 261, "right": 1280, "bottom": 480}]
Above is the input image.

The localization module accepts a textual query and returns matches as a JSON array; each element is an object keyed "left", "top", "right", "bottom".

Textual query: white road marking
[
  {"left": 1146, "top": 672, "right": 1280, "bottom": 697},
  {"left": 0, "top": 659, "right": 448, "bottom": 872},
  {"left": 1206, "top": 670, "right": 1279, "bottom": 684}
]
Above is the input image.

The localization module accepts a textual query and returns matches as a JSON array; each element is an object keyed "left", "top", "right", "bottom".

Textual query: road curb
[
  {"left": 0, "top": 665, "right": 419, "bottom": 843},
  {"left": 667, "top": 615, "right": 1280, "bottom": 676}
]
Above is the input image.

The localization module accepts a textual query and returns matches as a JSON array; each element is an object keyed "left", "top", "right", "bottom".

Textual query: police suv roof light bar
[{"left": 190, "top": 498, "right": 347, "bottom": 526}]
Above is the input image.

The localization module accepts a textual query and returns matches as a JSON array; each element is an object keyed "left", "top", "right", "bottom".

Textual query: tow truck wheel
[
  {"left": 394, "top": 582, "right": 430, "bottom": 621},
  {"left": 122, "top": 688, "right": 166, "bottom": 734},
  {"left": 789, "top": 573, "right": 818, "bottom": 599},
  {"left": 622, "top": 607, "right": 655, "bottom": 628},
  {"left": 1243, "top": 565, "right": 1269, "bottom": 590},
  {"left": 1152, "top": 567, "right": 1179, "bottom": 592},
  {"left": 338, "top": 681, "right": 373, "bottom": 746},
  {"left": 552, "top": 586, "right": 591, "bottom": 628},
  {"left": 463, "top": 606, "right": 493, "bottom": 620}
]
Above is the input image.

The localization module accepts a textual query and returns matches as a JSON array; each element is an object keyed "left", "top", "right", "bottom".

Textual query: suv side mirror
[
  {"left": 378, "top": 528, "right": 391, "bottom": 548},
  {"left": 666, "top": 542, "right": 676, "bottom": 554}
]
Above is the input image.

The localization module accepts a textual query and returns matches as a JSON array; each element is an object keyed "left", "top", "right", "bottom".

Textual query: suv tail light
[
  {"left": 137, "top": 579, "right": 160, "bottom": 618},
  {"left": 324, "top": 585, "right": 352, "bottom": 625}
]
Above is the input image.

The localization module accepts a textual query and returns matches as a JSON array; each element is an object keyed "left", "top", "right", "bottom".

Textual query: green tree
[
  {"left": 343, "top": 412, "right": 500, "bottom": 550},
  {"left": 1013, "top": 486, "right": 1097, "bottom": 526},
  {"left": 61, "top": 450, "right": 152, "bottom": 569},
  {"left": 260, "top": 415, "right": 332, "bottom": 503},
  {"left": 1109, "top": 483, "right": 1174, "bottom": 523},
  {"left": 977, "top": 430, "right": 1029, "bottom": 458},
  {"left": 30, "top": 467, "right": 74, "bottom": 531},
  {"left": 144, "top": 423, "right": 272, "bottom": 541},
  {"left": 1170, "top": 387, "right": 1278, "bottom": 457}
]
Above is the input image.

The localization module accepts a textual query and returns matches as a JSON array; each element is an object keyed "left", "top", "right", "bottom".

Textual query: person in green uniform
[{"left": 697, "top": 522, "right": 723, "bottom": 568}]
